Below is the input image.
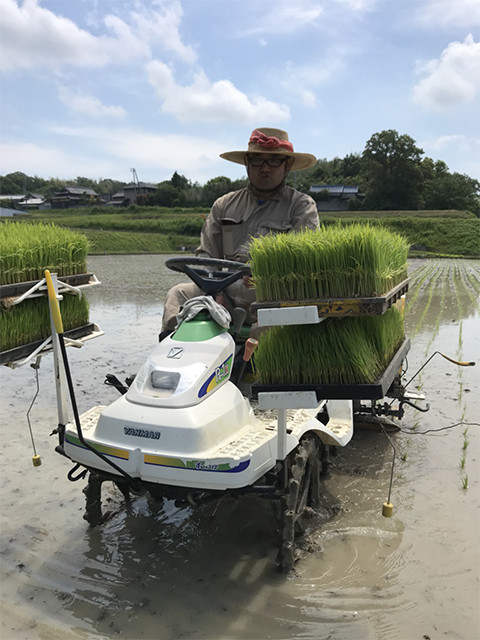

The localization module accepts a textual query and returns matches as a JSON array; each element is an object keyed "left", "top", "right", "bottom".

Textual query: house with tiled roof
[
  {"left": 310, "top": 185, "right": 363, "bottom": 211},
  {"left": 50, "top": 186, "right": 100, "bottom": 209}
]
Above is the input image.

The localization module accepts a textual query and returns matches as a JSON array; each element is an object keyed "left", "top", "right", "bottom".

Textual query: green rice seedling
[
  {"left": 361, "top": 307, "right": 405, "bottom": 368},
  {"left": 0, "top": 222, "right": 89, "bottom": 285},
  {"left": 462, "top": 475, "right": 469, "bottom": 490},
  {"left": 0, "top": 294, "right": 90, "bottom": 353},
  {"left": 0, "top": 222, "right": 91, "bottom": 352},
  {"left": 249, "top": 224, "right": 409, "bottom": 302},
  {"left": 253, "top": 307, "right": 404, "bottom": 386}
]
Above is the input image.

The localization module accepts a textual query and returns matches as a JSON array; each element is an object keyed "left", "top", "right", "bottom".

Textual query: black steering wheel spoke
[{"left": 166, "top": 257, "right": 251, "bottom": 297}]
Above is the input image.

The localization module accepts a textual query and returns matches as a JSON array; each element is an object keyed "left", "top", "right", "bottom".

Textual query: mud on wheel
[{"left": 277, "top": 433, "right": 324, "bottom": 571}]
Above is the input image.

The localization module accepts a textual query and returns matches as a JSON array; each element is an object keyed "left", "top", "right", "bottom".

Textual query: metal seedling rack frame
[
  {"left": 0, "top": 273, "right": 103, "bottom": 369},
  {"left": 251, "top": 280, "right": 410, "bottom": 461}
]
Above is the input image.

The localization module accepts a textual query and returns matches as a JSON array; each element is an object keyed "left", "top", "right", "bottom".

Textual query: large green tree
[
  {"left": 202, "top": 176, "right": 233, "bottom": 207},
  {"left": 362, "top": 130, "right": 424, "bottom": 209},
  {"left": 421, "top": 158, "right": 480, "bottom": 215}
]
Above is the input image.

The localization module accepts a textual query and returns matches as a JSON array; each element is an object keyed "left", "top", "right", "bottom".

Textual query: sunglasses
[{"left": 247, "top": 155, "right": 288, "bottom": 168}]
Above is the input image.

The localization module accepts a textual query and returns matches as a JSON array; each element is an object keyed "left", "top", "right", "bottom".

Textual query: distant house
[
  {"left": 17, "top": 193, "right": 47, "bottom": 209},
  {"left": 50, "top": 186, "right": 100, "bottom": 209},
  {"left": 310, "top": 185, "right": 363, "bottom": 212},
  {"left": 122, "top": 182, "right": 157, "bottom": 205},
  {"left": 106, "top": 190, "right": 130, "bottom": 206}
]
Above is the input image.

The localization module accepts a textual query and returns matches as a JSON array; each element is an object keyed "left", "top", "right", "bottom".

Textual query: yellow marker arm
[
  {"left": 44, "top": 270, "right": 64, "bottom": 334},
  {"left": 440, "top": 352, "right": 475, "bottom": 367}
]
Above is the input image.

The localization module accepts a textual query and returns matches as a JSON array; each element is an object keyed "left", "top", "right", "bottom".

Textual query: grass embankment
[
  {"left": 17, "top": 206, "right": 480, "bottom": 257},
  {"left": 27, "top": 206, "right": 205, "bottom": 255},
  {"left": 321, "top": 216, "right": 479, "bottom": 258}
]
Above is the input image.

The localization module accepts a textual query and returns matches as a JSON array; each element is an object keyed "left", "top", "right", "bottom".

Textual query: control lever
[
  {"left": 232, "top": 338, "right": 258, "bottom": 385},
  {"left": 232, "top": 307, "right": 247, "bottom": 338}
]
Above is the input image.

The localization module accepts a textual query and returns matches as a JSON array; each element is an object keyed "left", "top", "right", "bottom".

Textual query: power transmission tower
[{"left": 130, "top": 168, "right": 139, "bottom": 203}]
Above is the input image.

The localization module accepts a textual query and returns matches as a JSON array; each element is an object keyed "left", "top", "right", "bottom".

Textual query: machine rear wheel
[{"left": 277, "top": 434, "right": 323, "bottom": 571}]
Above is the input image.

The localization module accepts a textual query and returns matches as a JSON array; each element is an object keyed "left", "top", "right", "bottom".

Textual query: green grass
[
  {"left": 9, "top": 206, "right": 480, "bottom": 257},
  {"left": 325, "top": 209, "right": 476, "bottom": 219},
  {"left": 321, "top": 217, "right": 479, "bottom": 258},
  {"left": 81, "top": 229, "right": 199, "bottom": 254}
]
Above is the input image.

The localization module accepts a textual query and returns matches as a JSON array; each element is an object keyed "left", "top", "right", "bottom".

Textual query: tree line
[{"left": 1, "top": 130, "right": 479, "bottom": 216}]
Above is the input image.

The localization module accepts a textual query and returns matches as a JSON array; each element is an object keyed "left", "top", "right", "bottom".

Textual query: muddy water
[{"left": 1, "top": 256, "right": 479, "bottom": 640}]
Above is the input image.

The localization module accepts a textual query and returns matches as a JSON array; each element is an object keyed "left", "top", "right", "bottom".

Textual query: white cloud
[
  {"left": 281, "top": 44, "right": 350, "bottom": 107},
  {"left": 0, "top": 141, "right": 117, "bottom": 179},
  {"left": 0, "top": 127, "right": 233, "bottom": 182},
  {"left": 57, "top": 86, "right": 126, "bottom": 118},
  {"left": 146, "top": 61, "right": 290, "bottom": 123},
  {"left": 333, "top": 0, "right": 377, "bottom": 11},
  {"left": 0, "top": 0, "right": 195, "bottom": 72},
  {"left": 237, "top": 0, "right": 377, "bottom": 38},
  {"left": 47, "top": 125, "right": 227, "bottom": 173},
  {"left": 420, "top": 134, "right": 480, "bottom": 177},
  {"left": 125, "top": 0, "right": 196, "bottom": 64},
  {"left": 237, "top": 0, "right": 324, "bottom": 37},
  {"left": 416, "top": 0, "right": 480, "bottom": 28},
  {"left": 413, "top": 34, "right": 480, "bottom": 110},
  {"left": 428, "top": 134, "right": 480, "bottom": 154}
]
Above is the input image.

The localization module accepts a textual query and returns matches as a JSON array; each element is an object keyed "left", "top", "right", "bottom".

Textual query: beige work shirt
[{"left": 197, "top": 185, "right": 319, "bottom": 262}]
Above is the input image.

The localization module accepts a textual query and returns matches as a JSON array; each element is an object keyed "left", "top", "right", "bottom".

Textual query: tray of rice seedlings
[
  {"left": 250, "top": 224, "right": 410, "bottom": 316},
  {"left": 0, "top": 221, "right": 89, "bottom": 287},
  {"left": 252, "top": 307, "right": 409, "bottom": 399},
  {"left": 0, "top": 221, "right": 95, "bottom": 361},
  {"left": 0, "top": 294, "right": 93, "bottom": 366}
]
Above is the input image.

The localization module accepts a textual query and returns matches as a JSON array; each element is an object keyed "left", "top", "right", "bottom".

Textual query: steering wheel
[{"left": 165, "top": 256, "right": 251, "bottom": 296}]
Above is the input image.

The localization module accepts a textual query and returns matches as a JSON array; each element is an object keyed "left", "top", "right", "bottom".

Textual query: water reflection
[{"left": 87, "top": 255, "right": 188, "bottom": 307}]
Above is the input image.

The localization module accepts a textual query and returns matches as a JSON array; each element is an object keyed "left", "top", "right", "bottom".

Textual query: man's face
[{"left": 246, "top": 154, "right": 293, "bottom": 194}]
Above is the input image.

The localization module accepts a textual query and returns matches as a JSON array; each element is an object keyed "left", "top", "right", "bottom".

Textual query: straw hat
[{"left": 220, "top": 127, "right": 317, "bottom": 172}]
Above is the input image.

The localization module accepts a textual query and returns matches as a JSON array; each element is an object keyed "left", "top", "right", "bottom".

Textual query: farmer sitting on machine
[{"left": 161, "top": 127, "right": 319, "bottom": 332}]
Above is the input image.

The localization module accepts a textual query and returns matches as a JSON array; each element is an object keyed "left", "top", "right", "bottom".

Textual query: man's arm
[
  {"left": 290, "top": 193, "right": 319, "bottom": 231},
  {"left": 195, "top": 199, "right": 224, "bottom": 258}
]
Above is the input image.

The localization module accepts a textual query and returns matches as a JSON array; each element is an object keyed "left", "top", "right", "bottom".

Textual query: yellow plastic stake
[{"left": 44, "top": 270, "right": 63, "bottom": 334}]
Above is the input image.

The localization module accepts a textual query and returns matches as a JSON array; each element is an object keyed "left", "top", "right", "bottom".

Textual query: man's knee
[{"left": 161, "top": 282, "right": 203, "bottom": 331}]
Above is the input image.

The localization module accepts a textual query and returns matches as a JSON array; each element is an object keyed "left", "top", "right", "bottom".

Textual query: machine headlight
[
  {"left": 151, "top": 370, "right": 181, "bottom": 391},
  {"left": 132, "top": 360, "right": 208, "bottom": 400}
]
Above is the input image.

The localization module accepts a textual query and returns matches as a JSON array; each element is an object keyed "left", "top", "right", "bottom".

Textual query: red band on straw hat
[{"left": 249, "top": 129, "right": 294, "bottom": 152}]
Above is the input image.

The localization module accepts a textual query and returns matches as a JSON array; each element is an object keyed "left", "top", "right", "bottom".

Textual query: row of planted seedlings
[
  {"left": 249, "top": 224, "right": 410, "bottom": 386},
  {"left": 1, "top": 222, "right": 90, "bottom": 354}
]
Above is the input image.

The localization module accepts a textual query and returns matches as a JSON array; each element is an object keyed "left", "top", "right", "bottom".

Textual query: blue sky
[{"left": 1, "top": 0, "right": 479, "bottom": 186}]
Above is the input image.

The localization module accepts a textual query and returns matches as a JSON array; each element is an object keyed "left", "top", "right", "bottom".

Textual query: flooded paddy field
[{"left": 1, "top": 256, "right": 479, "bottom": 640}]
